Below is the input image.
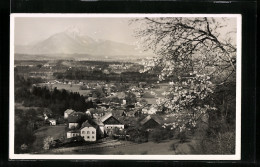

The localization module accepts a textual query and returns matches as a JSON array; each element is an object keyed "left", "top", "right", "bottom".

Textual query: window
[
  {"left": 82, "top": 131, "right": 85, "bottom": 134},
  {"left": 87, "top": 131, "right": 90, "bottom": 134},
  {"left": 92, "top": 131, "right": 95, "bottom": 134},
  {"left": 92, "top": 136, "right": 94, "bottom": 139},
  {"left": 87, "top": 136, "right": 90, "bottom": 139}
]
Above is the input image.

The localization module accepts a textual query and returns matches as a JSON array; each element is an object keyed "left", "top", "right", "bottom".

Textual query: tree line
[
  {"left": 53, "top": 70, "right": 158, "bottom": 82},
  {"left": 15, "top": 74, "right": 93, "bottom": 116}
]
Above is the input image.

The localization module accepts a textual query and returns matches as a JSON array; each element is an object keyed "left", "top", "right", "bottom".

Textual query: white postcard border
[{"left": 9, "top": 13, "right": 242, "bottom": 160}]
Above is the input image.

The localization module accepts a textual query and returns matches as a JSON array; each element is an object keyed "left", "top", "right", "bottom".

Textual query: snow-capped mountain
[{"left": 15, "top": 27, "right": 153, "bottom": 60}]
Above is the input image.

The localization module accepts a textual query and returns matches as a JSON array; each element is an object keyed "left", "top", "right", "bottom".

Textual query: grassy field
[
  {"left": 102, "top": 140, "right": 178, "bottom": 155},
  {"left": 70, "top": 139, "right": 200, "bottom": 155},
  {"left": 32, "top": 125, "right": 67, "bottom": 152},
  {"left": 142, "top": 84, "right": 169, "bottom": 105},
  {"left": 68, "top": 139, "right": 185, "bottom": 155}
]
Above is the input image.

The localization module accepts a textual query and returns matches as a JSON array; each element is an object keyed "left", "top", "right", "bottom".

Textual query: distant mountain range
[{"left": 15, "top": 27, "right": 153, "bottom": 60}]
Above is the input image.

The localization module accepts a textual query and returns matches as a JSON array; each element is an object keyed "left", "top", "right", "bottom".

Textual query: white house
[
  {"left": 64, "top": 109, "right": 76, "bottom": 119},
  {"left": 68, "top": 123, "right": 79, "bottom": 129},
  {"left": 67, "top": 130, "right": 80, "bottom": 138},
  {"left": 80, "top": 121, "right": 97, "bottom": 141},
  {"left": 85, "top": 110, "right": 91, "bottom": 116},
  {"left": 44, "top": 114, "right": 48, "bottom": 120},
  {"left": 49, "top": 119, "right": 56, "bottom": 126}
]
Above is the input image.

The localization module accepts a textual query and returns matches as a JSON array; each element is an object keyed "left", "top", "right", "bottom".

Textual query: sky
[
  {"left": 14, "top": 17, "right": 138, "bottom": 45},
  {"left": 14, "top": 16, "right": 237, "bottom": 46}
]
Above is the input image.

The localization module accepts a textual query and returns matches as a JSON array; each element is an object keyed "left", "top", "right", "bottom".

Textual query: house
[
  {"left": 43, "top": 113, "right": 48, "bottom": 120},
  {"left": 67, "top": 112, "right": 85, "bottom": 129},
  {"left": 85, "top": 110, "right": 91, "bottom": 116},
  {"left": 140, "top": 115, "right": 162, "bottom": 130},
  {"left": 64, "top": 109, "right": 76, "bottom": 119},
  {"left": 68, "top": 122, "right": 79, "bottom": 129},
  {"left": 67, "top": 130, "right": 80, "bottom": 138},
  {"left": 92, "top": 119, "right": 105, "bottom": 135},
  {"left": 48, "top": 119, "right": 56, "bottom": 126},
  {"left": 43, "top": 63, "right": 50, "bottom": 67},
  {"left": 80, "top": 121, "right": 97, "bottom": 141},
  {"left": 141, "top": 108, "right": 149, "bottom": 114},
  {"left": 100, "top": 113, "right": 124, "bottom": 135}
]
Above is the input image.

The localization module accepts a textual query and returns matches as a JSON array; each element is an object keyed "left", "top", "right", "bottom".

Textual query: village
[
  {"left": 35, "top": 78, "right": 180, "bottom": 153},
  {"left": 14, "top": 59, "right": 195, "bottom": 154}
]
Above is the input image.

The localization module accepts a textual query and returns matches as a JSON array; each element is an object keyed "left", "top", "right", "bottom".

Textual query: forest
[
  {"left": 14, "top": 74, "right": 94, "bottom": 153},
  {"left": 15, "top": 74, "right": 93, "bottom": 115}
]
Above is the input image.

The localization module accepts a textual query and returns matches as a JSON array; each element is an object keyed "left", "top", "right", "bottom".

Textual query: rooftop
[
  {"left": 100, "top": 112, "right": 113, "bottom": 123},
  {"left": 92, "top": 119, "right": 104, "bottom": 126},
  {"left": 67, "top": 112, "right": 85, "bottom": 123},
  {"left": 67, "top": 130, "right": 80, "bottom": 133},
  {"left": 81, "top": 120, "right": 94, "bottom": 128},
  {"left": 140, "top": 115, "right": 163, "bottom": 125},
  {"left": 64, "top": 109, "right": 76, "bottom": 115}
]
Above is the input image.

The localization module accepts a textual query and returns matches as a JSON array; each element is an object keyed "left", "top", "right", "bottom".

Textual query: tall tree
[{"left": 131, "top": 17, "right": 237, "bottom": 132}]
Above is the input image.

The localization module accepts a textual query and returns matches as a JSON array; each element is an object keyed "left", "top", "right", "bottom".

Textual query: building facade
[
  {"left": 80, "top": 126, "right": 96, "bottom": 141},
  {"left": 68, "top": 122, "right": 79, "bottom": 129},
  {"left": 49, "top": 119, "right": 56, "bottom": 126},
  {"left": 101, "top": 113, "right": 124, "bottom": 135},
  {"left": 64, "top": 109, "right": 75, "bottom": 119},
  {"left": 67, "top": 130, "right": 80, "bottom": 138}
]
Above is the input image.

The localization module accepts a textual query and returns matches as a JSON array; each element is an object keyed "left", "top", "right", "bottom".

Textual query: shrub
[
  {"left": 149, "top": 128, "right": 174, "bottom": 143},
  {"left": 62, "top": 136, "right": 85, "bottom": 147},
  {"left": 20, "top": 144, "right": 28, "bottom": 153},
  {"left": 127, "top": 128, "right": 148, "bottom": 143},
  {"left": 43, "top": 136, "right": 55, "bottom": 150},
  {"left": 177, "top": 131, "right": 189, "bottom": 143},
  {"left": 200, "top": 131, "right": 235, "bottom": 154}
]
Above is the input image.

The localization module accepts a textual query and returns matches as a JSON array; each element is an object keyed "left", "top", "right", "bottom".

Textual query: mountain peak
[
  {"left": 64, "top": 26, "right": 82, "bottom": 38},
  {"left": 15, "top": 27, "right": 155, "bottom": 59}
]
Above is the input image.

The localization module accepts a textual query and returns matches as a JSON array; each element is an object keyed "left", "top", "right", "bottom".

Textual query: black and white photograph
[{"left": 9, "top": 14, "right": 241, "bottom": 160}]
